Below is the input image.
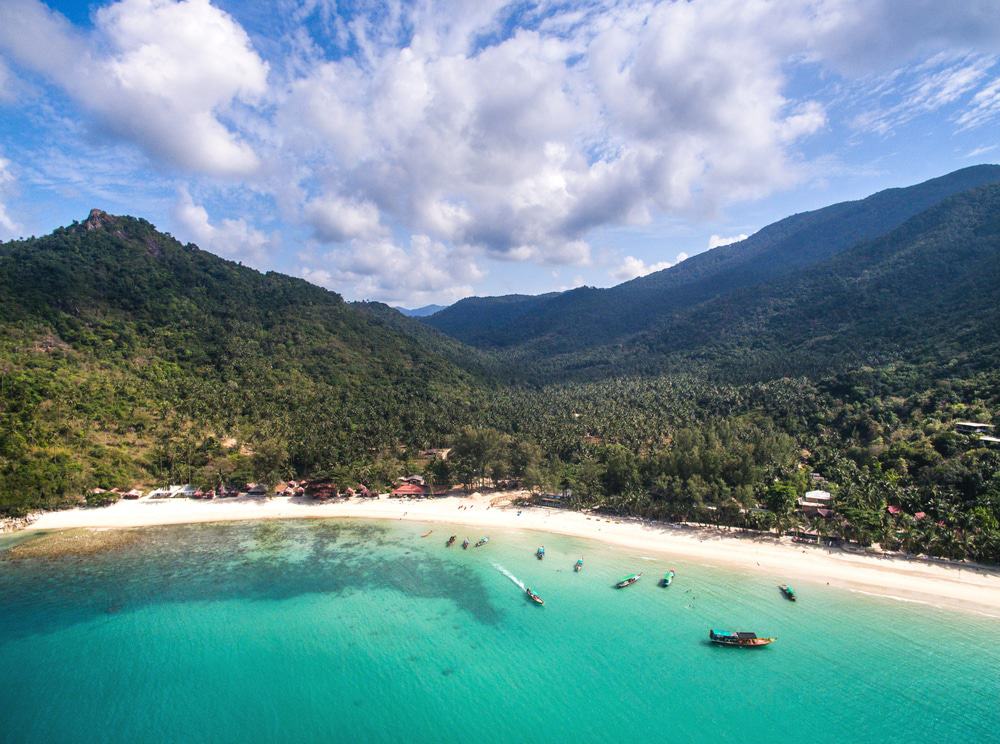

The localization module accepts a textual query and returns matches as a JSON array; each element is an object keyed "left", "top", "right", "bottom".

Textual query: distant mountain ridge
[
  {"left": 394, "top": 304, "right": 448, "bottom": 317},
  {"left": 423, "top": 165, "right": 1000, "bottom": 364}
]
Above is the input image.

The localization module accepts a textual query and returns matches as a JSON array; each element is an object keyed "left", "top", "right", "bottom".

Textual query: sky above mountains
[{"left": 0, "top": 1, "right": 999, "bottom": 305}]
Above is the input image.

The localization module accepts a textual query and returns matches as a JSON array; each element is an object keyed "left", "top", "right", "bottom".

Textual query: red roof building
[{"left": 391, "top": 483, "right": 428, "bottom": 497}]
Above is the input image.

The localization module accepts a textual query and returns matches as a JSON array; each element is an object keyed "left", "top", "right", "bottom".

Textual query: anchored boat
[
  {"left": 462, "top": 538, "right": 470, "bottom": 550},
  {"left": 779, "top": 584, "right": 796, "bottom": 601},
  {"left": 574, "top": 559, "right": 584, "bottom": 572},
  {"left": 474, "top": 537, "right": 489, "bottom": 548},
  {"left": 525, "top": 587, "right": 545, "bottom": 605},
  {"left": 662, "top": 569, "right": 676, "bottom": 587},
  {"left": 536, "top": 546, "right": 545, "bottom": 560},
  {"left": 709, "top": 629, "right": 776, "bottom": 648},
  {"left": 446, "top": 535, "right": 456, "bottom": 547},
  {"left": 615, "top": 573, "right": 641, "bottom": 588}
]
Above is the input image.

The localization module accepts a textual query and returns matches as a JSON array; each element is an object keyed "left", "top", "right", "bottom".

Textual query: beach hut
[
  {"left": 246, "top": 483, "right": 268, "bottom": 497},
  {"left": 305, "top": 480, "right": 339, "bottom": 499},
  {"left": 123, "top": 488, "right": 144, "bottom": 500},
  {"left": 391, "top": 482, "right": 428, "bottom": 498}
]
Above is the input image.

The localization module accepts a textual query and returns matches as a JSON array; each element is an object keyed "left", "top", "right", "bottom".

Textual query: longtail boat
[
  {"left": 708, "top": 629, "right": 775, "bottom": 648},
  {"left": 536, "top": 546, "right": 545, "bottom": 560},
  {"left": 574, "top": 559, "right": 584, "bottom": 572},
  {"left": 779, "top": 584, "right": 797, "bottom": 601},
  {"left": 446, "top": 535, "right": 456, "bottom": 547},
  {"left": 474, "top": 537, "right": 489, "bottom": 548},
  {"left": 462, "top": 538, "right": 470, "bottom": 549},
  {"left": 421, "top": 530, "right": 433, "bottom": 538},
  {"left": 525, "top": 587, "right": 545, "bottom": 605},
  {"left": 615, "top": 573, "right": 641, "bottom": 588},
  {"left": 661, "top": 569, "right": 676, "bottom": 587}
]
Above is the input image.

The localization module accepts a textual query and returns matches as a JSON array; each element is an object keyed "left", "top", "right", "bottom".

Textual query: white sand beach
[{"left": 20, "top": 492, "right": 1000, "bottom": 617}]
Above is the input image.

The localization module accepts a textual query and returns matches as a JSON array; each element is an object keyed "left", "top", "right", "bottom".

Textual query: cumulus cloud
[
  {"left": 277, "top": 0, "right": 828, "bottom": 273},
  {"left": 304, "top": 195, "right": 383, "bottom": 242},
  {"left": 708, "top": 234, "right": 749, "bottom": 249},
  {"left": 0, "top": 0, "right": 268, "bottom": 176},
  {"left": 5, "top": 0, "right": 1000, "bottom": 303},
  {"left": 0, "top": 157, "right": 20, "bottom": 240},
  {"left": 613, "top": 252, "right": 688, "bottom": 282},
  {"left": 172, "top": 188, "right": 271, "bottom": 263},
  {"left": 300, "top": 234, "right": 483, "bottom": 305}
]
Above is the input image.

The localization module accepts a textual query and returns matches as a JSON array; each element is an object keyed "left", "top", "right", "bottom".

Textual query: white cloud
[
  {"left": 300, "top": 234, "right": 483, "bottom": 305},
  {"left": 172, "top": 188, "right": 271, "bottom": 263},
  {"left": 303, "top": 195, "right": 383, "bottom": 242},
  {"left": 0, "top": 157, "right": 20, "bottom": 240},
  {"left": 708, "top": 234, "right": 749, "bottom": 249},
  {"left": 613, "top": 252, "right": 688, "bottom": 282},
  {"left": 0, "top": 0, "right": 268, "bottom": 176}
]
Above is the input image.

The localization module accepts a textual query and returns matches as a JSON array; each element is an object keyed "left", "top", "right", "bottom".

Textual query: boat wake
[{"left": 493, "top": 563, "right": 526, "bottom": 592}]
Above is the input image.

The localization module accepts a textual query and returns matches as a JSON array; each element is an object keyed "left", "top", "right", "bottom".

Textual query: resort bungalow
[
  {"left": 355, "top": 484, "right": 376, "bottom": 498},
  {"left": 305, "top": 480, "right": 339, "bottom": 499},
  {"left": 246, "top": 483, "right": 269, "bottom": 497},
  {"left": 955, "top": 421, "right": 994, "bottom": 435},
  {"left": 396, "top": 474, "right": 426, "bottom": 487},
  {"left": 148, "top": 486, "right": 173, "bottom": 499},
  {"left": 176, "top": 484, "right": 198, "bottom": 498},
  {"left": 391, "top": 482, "right": 428, "bottom": 497},
  {"left": 798, "top": 490, "right": 833, "bottom": 517},
  {"left": 123, "top": 488, "right": 144, "bottom": 500},
  {"left": 980, "top": 435, "right": 1000, "bottom": 448}
]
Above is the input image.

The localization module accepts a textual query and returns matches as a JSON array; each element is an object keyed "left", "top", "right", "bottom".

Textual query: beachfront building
[
  {"left": 175, "top": 484, "right": 198, "bottom": 498},
  {"left": 123, "top": 488, "right": 144, "bottom": 500},
  {"left": 980, "top": 435, "right": 1000, "bottom": 448},
  {"left": 798, "top": 489, "right": 833, "bottom": 517},
  {"left": 246, "top": 483, "right": 268, "bottom": 497},
  {"left": 305, "top": 480, "right": 339, "bottom": 499},
  {"left": 147, "top": 486, "right": 172, "bottom": 499},
  {"left": 955, "top": 421, "right": 994, "bottom": 434},
  {"left": 391, "top": 482, "right": 428, "bottom": 497}
]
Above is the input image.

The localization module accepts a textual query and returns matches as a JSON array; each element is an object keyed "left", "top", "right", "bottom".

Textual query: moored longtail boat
[
  {"left": 421, "top": 530, "right": 433, "bottom": 538},
  {"left": 462, "top": 538, "right": 470, "bottom": 550},
  {"left": 446, "top": 535, "right": 456, "bottom": 547},
  {"left": 779, "top": 584, "right": 796, "bottom": 601},
  {"left": 574, "top": 559, "right": 584, "bottom": 572},
  {"left": 474, "top": 537, "right": 489, "bottom": 548},
  {"left": 536, "top": 546, "right": 545, "bottom": 560},
  {"left": 708, "top": 629, "right": 776, "bottom": 648},
  {"left": 525, "top": 587, "right": 545, "bottom": 605},
  {"left": 615, "top": 573, "right": 641, "bottom": 588},
  {"left": 662, "top": 569, "right": 676, "bottom": 587}
]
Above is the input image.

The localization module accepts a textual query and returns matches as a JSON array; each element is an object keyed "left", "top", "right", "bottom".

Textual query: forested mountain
[
  {"left": 424, "top": 165, "right": 1000, "bottom": 368},
  {"left": 0, "top": 210, "right": 479, "bottom": 514},
  {"left": 503, "top": 182, "right": 1000, "bottom": 382},
  {"left": 424, "top": 292, "right": 560, "bottom": 345}
]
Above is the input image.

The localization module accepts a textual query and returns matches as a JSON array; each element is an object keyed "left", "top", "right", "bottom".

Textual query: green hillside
[
  {"left": 0, "top": 210, "right": 479, "bottom": 514},
  {"left": 425, "top": 165, "right": 1000, "bottom": 372}
]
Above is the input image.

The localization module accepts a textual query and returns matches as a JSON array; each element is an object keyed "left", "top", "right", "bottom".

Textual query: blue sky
[{"left": 0, "top": 0, "right": 998, "bottom": 306}]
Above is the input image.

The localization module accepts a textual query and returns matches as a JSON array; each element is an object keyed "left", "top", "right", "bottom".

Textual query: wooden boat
[
  {"left": 421, "top": 530, "right": 433, "bottom": 538},
  {"left": 615, "top": 573, "right": 641, "bottom": 588},
  {"left": 779, "top": 584, "right": 797, "bottom": 601},
  {"left": 446, "top": 535, "right": 456, "bottom": 547},
  {"left": 709, "top": 629, "right": 775, "bottom": 648},
  {"left": 525, "top": 587, "right": 545, "bottom": 605},
  {"left": 536, "top": 546, "right": 545, "bottom": 560},
  {"left": 574, "top": 559, "right": 584, "bottom": 572},
  {"left": 462, "top": 538, "right": 470, "bottom": 549},
  {"left": 474, "top": 537, "right": 489, "bottom": 548},
  {"left": 661, "top": 569, "right": 676, "bottom": 587}
]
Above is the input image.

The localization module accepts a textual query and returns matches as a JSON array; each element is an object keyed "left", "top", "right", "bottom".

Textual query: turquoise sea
[{"left": 1, "top": 519, "right": 998, "bottom": 743}]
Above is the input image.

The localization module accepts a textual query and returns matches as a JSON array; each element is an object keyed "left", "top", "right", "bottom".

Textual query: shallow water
[{"left": 1, "top": 519, "right": 998, "bottom": 743}]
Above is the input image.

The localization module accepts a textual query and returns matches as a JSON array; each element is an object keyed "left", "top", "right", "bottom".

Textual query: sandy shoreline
[{"left": 17, "top": 492, "right": 1000, "bottom": 618}]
